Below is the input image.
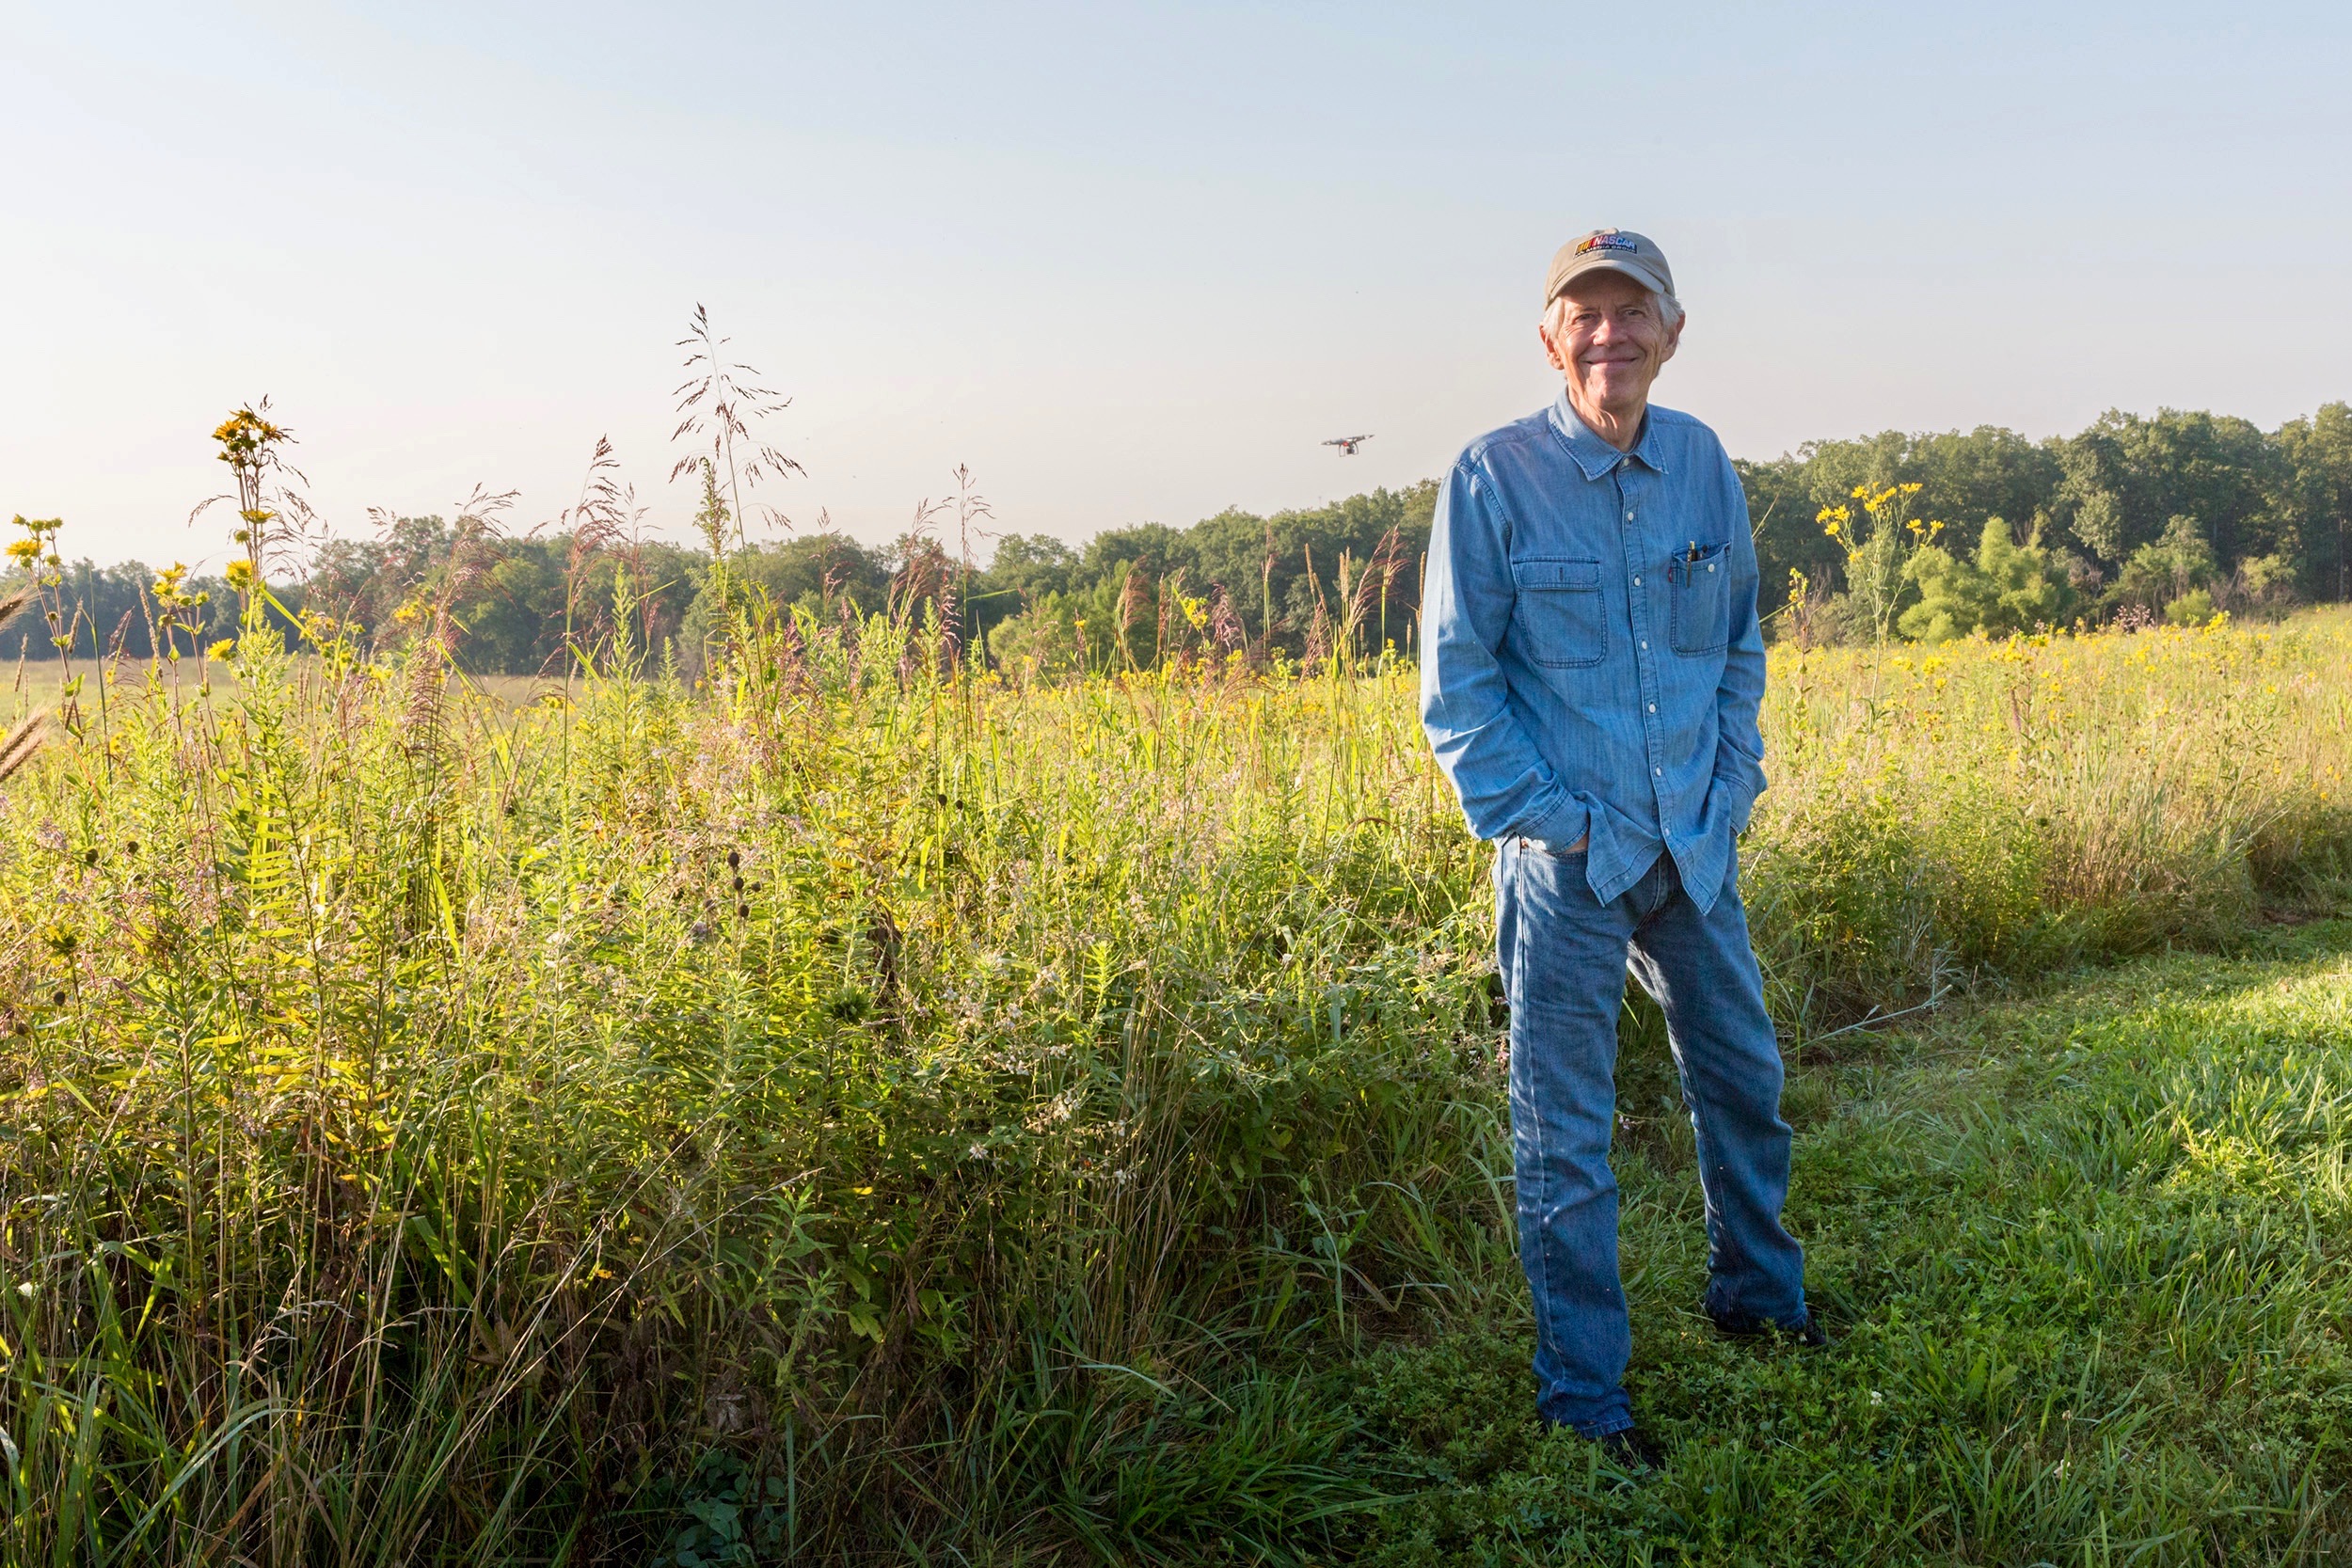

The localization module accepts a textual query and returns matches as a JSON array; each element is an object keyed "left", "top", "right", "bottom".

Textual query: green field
[
  {"left": 1356, "top": 924, "right": 2352, "bottom": 1563},
  {"left": 6, "top": 657, "right": 558, "bottom": 716},
  {"left": 3, "top": 607, "right": 2350, "bottom": 1564}
]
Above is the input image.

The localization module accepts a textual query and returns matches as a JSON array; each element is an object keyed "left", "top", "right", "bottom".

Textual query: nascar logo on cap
[{"left": 1545, "top": 228, "right": 1674, "bottom": 308}]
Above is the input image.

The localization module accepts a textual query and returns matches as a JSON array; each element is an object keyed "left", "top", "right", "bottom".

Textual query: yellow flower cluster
[
  {"left": 8, "top": 514, "right": 63, "bottom": 571},
  {"left": 212, "top": 408, "right": 289, "bottom": 460}
]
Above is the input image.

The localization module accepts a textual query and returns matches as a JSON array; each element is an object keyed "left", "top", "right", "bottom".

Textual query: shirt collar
[{"left": 1549, "top": 392, "right": 1671, "bottom": 482}]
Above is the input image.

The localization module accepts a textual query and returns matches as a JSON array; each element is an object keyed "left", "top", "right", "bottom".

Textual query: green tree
[
  {"left": 674, "top": 532, "right": 891, "bottom": 674},
  {"left": 2054, "top": 408, "right": 2280, "bottom": 570},
  {"left": 2109, "top": 515, "right": 2218, "bottom": 621},
  {"left": 2273, "top": 402, "right": 2352, "bottom": 601},
  {"left": 1899, "top": 517, "right": 2072, "bottom": 642}
]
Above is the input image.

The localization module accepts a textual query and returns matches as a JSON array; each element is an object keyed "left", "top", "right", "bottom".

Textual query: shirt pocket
[
  {"left": 1509, "top": 558, "right": 1606, "bottom": 669},
  {"left": 1667, "top": 543, "right": 1732, "bottom": 655}
]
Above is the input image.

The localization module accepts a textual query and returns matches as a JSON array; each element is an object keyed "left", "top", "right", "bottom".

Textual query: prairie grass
[
  {"left": 1, "top": 600, "right": 2348, "bottom": 1563},
  {"left": 1748, "top": 609, "right": 2352, "bottom": 1028},
  {"left": 7, "top": 658, "right": 553, "bottom": 713}
]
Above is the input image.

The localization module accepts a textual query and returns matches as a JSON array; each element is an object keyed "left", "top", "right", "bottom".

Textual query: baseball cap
[{"left": 1545, "top": 229, "right": 1676, "bottom": 308}]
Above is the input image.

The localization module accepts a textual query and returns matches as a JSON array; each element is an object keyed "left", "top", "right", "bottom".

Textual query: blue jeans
[{"left": 1494, "top": 838, "right": 1806, "bottom": 1435}]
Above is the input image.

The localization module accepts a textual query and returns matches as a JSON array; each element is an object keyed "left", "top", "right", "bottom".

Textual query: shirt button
[
  {"left": 1625, "top": 511, "right": 1635, "bottom": 521},
  {"left": 1640, "top": 641, "right": 1648, "bottom": 651},
  {"left": 1632, "top": 575, "right": 1642, "bottom": 586},
  {"left": 1653, "top": 767, "right": 1662, "bottom": 776},
  {"left": 1647, "top": 703, "right": 1657, "bottom": 713}
]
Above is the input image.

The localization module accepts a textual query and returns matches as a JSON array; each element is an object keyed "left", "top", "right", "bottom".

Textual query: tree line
[
  {"left": 10, "top": 402, "right": 2350, "bottom": 675},
  {"left": 1740, "top": 404, "right": 2352, "bottom": 639}
]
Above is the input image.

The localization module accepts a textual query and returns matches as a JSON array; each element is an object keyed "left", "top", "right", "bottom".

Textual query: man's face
[{"left": 1539, "top": 270, "right": 1682, "bottom": 423}]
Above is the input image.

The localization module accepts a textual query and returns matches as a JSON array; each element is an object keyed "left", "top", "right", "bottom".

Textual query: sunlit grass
[
  {"left": 1353, "top": 923, "right": 2352, "bottom": 1564},
  {"left": 1, "top": 604, "right": 2347, "bottom": 1561}
]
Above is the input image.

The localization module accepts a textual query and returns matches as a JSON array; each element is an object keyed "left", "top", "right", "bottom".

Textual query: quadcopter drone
[{"left": 1323, "top": 434, "right": 1374, "bottom": 455}]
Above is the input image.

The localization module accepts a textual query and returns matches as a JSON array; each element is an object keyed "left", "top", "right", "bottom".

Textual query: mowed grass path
[{"left": 1348, "top": 923, "right": 2352, "bottom": 1566}]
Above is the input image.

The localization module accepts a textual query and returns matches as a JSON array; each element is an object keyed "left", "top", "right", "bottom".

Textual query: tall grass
[
  {"left": 1750, "top": 612, "right": 2352, "bottom": 1028},
  {"left": 2, "top": 581, "right": 2347, "bottom": 1560}
]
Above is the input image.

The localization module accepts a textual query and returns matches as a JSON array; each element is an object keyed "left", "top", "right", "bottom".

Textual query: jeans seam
[{"left": 1512, "top": 845, "right": 1555, "bottom": 1381}]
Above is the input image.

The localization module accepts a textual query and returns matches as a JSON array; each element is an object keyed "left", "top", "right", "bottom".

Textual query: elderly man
[{"left": 1420, "top": 229, "right": 1819, "bottom": 1465}]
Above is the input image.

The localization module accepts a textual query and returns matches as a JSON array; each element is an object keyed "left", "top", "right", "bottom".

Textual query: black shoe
[
  {"left": 1594, "top": 1426, "right": 1668, "bottom": 1470},
  {"left": 1708, "top": 1307, "right": 1832, "bottom": 1348}
]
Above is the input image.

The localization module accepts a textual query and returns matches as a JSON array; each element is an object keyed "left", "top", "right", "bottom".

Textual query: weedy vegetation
[{"left": 2, "top": 394, "right": 2351, "bottom": 1564}]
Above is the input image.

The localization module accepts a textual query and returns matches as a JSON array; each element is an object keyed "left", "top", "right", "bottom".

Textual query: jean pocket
[
  {"left": 1510, "top": 558, "right": 1606, "bottom": 668},
  {"left": 1521, "top": 835, "right": 1588, "bottom": 860},
  {"left": 1668, "top": 544, "right": 1731, "bottom": 655}
]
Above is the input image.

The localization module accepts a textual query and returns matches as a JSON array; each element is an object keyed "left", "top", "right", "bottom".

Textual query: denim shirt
[{"left": 1419, "top": 394, "right": 1766, "bottom": 914}]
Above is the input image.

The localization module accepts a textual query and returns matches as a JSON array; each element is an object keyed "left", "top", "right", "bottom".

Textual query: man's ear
[
  {"left": 1657, "top": 312, "right": 1686, "bottom": 367},
  {"left": 1538, "top": 322, "right": 1570, "bottom": 373}
]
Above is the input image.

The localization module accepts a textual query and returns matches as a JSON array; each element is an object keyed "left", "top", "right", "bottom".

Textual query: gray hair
[{"left": 1543, "top": 286, "right": 1684, "bottom": 337}]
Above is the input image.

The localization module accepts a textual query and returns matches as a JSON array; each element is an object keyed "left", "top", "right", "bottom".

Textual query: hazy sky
[{"left": 6, "top": 1, "right": 2349, "bottom": 571}]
